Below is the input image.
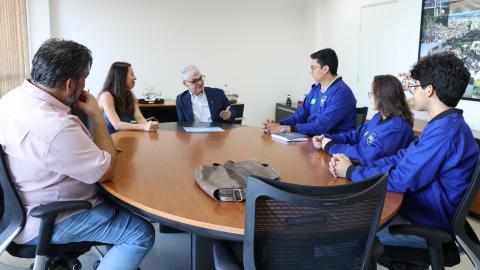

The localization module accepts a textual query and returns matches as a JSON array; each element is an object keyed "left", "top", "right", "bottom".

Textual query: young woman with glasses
[{"left": 312, "top": 75, "right": 414, "bottom": 163}]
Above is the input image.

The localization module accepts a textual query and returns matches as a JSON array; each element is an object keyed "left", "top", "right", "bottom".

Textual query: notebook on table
[
  {"left": 271, "top": 132, "right": 309, "bottom": 143},
  {"left": 183, "top": 127, "right": 225, "bottom": 133}
]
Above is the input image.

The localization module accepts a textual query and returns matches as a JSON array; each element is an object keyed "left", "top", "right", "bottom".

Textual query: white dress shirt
[{"left": 190, "top": 90, "right": 212, "bottom": 122}]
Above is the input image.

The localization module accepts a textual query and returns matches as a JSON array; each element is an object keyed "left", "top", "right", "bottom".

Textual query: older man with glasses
[{"left": 176, "top": 65, "right": 235, "bottom": 123}]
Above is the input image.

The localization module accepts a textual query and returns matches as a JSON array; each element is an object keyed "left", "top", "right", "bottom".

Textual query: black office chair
[
  {"left": 355, "top": 107, "right": 369, "bottom": 129},
  {"left": 0, "top": 147, "right": 103, "bottom": 270},
  {"left": 214, "top": 174, "right": 389, "bottom": 270},
  {"left": 71, "top": 106, "right": 94, "bottom": 135},
  {"left": 231, "top": 103, "right": 245, "bottom": 124},
  {"left": 379, "top": 156, "right": 480, "bottom": 270}
]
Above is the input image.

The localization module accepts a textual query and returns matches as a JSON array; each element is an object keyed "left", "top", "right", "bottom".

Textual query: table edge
[{"left": 100, "top": 184, "right": 244, "bottom": 240}]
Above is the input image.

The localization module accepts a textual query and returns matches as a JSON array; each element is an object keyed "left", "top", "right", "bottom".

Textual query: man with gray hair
[{"left": 176, "top": 65, "right": 235, "bottom": 123}]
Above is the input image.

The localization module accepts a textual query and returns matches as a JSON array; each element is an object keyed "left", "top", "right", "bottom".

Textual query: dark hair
[
  {"left": 372, "top": 75, "right": 414, "bottom": 125},
  {"left": 410, "top": 52, "right": 470, "bottom": 107},
  {"left": 310, "top": 48, "right": 338, "bottom": 75},
  {"left": 30, "top": 38, "right": 92, "bottom": 88},
  {"left": 100, "top": 62, "right": 135, "bottom": 116}
]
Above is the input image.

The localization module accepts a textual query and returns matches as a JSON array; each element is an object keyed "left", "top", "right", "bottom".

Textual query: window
[{"left": 0, "top": 0, "right": 29, "bottom": 97}]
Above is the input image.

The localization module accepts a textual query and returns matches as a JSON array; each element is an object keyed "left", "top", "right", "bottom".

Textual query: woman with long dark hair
[
  {"left": 98, "top": 62, "right": 159, "bottom": 134},
  {"left": 313, "top": 75, "right": 414, "bottom": 163}
]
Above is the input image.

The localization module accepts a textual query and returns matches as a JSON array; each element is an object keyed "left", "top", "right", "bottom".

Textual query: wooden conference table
[
  {"left": 413, "top": 118, "right": 480, "bottom": 139},
  {"left": 100, "top": 123, "right": 403, "bottom": 269}
]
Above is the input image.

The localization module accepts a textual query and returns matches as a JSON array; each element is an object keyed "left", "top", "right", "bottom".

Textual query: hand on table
[
  {"left": 312, "top": 135, "right": 331, "bottom": 149},
  {"left": 143, "top": 121, "right": 159, "bottom": 132},
  {"left": 262, "top": 119, "right": 274, "bottom": 133},
  {"left": 220, "top": 106, "right": 232, "bottom": 120},
  {"left": 329, "top": 153, "right": 353, "bottom": 178}
]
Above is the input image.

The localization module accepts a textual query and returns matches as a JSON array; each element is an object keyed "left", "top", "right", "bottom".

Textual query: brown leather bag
[{"left": 194, "top": 160, "right": 280, "bottom": 202}]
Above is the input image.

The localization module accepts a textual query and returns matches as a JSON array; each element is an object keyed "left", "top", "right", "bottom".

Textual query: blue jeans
[
  {"left": 377, "top": 214, "right": 427, "bottom": 249},
  {"left": 26, "top": 202, "right": 155, "bottom": 270}
]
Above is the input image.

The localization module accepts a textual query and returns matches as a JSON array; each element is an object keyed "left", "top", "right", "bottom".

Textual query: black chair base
[
  {"left": 7, "top": 241, "right": 103, "bottom": 270},
  {"left": 40, "top": 256, "right": 82, "bottom": 270},
  {"left": 7, "top": 241, "right": 100, "bottom": 259}
]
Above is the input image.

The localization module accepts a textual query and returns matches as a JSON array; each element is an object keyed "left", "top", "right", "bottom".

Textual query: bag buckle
[{"left": 232, "top": 188, "right": 245, "bottom": 202}]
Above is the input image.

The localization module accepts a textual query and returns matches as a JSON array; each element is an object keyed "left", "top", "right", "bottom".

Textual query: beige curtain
[{"left": 0, "top": 0, "right": 29, "bottom": 97}]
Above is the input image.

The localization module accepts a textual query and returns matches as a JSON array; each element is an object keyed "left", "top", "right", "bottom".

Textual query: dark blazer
[{"left": 176, "top": 87, "right": 235, "bottom": 123}]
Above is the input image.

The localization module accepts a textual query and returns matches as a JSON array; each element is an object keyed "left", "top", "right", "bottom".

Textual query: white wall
[
  {"left": 26, "top": 0, "right": 50, "bottom": 59},
  {"left": 29, "top": 0, "right": 478, "bottom": 129},
  {"left": 28, "top": 0, "right": 317, "bottom": 126},
  {"left": 315, "top": 0, "right": 362, "bottom": 95},
  {"left": 314, "top": 0, "right": 480, "bottom": 130}
]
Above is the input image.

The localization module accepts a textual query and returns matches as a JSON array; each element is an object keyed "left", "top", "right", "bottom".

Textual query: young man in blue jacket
[
  {"left": 176, "top": 65, "right": 235, "bottom": 123},
  {"left": 263, "top": 48, "right": 356, "bottom": 136},
  {"left": 330, "top": 52, "right": 479, "bottom": 248}
]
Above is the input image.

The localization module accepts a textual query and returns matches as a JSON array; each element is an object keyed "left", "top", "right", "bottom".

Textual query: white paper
[{"left": 183, "top": 127, "right": 225, "bottom": 133}]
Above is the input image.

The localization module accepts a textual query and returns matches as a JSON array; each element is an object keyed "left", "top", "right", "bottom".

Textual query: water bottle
[
  {"left": 224, "top": 83, "right": 229, "bottom": 95},
  {"left": 286, "top": 95, "right": 292, "bottom": 107}
]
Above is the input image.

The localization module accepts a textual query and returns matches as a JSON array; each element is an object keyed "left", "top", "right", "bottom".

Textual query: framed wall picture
[{"left": 419, "top": 0, "right": 480, "bottom": 101}]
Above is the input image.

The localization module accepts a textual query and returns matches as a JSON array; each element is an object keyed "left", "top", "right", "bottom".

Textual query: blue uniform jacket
[
  {"left": 347, "top": 109, "right": 479, "bottom": 231},
  {"left": 176, "top": 87, "right": 235, "bottom": 123},
  {"left": 324, "top": 113, "right": 414, "bottom": 163},
  {"left": 279, "top": 78, "right": 356, "bottom": 136}
]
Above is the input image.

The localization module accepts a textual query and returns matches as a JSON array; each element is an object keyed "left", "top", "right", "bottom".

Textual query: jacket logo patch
[
  {"left": 310, "top": 98, "right": 317, "bottom": 105},
  {"left": 367, "top": 133, "right": 377, "bottom": 145},
  {"left": 320, "top": 95, "right": 327, "bottom": 106}
]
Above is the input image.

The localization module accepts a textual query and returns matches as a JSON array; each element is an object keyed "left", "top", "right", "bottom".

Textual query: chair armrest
[
  {"left": 29, "top": 201, "right": 92, "bottom": 257},
  {"left": 31, "top": 201, "right": 92, "bottom": 219},
  {"left": 389, "top": 224, "right": 452, "bottom": 245}
]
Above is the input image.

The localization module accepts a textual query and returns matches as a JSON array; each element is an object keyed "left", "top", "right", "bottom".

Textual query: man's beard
[{"left": 65, "top": 84, "right": 82, "bottom": 106}]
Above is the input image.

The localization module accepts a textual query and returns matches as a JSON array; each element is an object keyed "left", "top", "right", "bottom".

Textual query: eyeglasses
[
  {"left": 310, "top": 65, "right": 322, "bottom": 71},
  {"left": 368, "top": 91, "right": 373, "bottom": 99},
  {"left": 401, "top": 78, "right": 423, "bottom": 94},
  {"left": 185, "top": 75, "right": 205, "bottom": 85},
  {"left": 406, "top": 84, "right": 422, "bottom": 94}
]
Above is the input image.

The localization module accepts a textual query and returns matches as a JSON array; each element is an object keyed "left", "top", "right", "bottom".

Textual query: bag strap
[
  {"left": 214, "top": 161, "right": 252, "bottom": 202},
  {"left": 216, "top": 188, "right": 246, "bottom": 202},
  {"left": 223, "top": 160, "right": 252, "bottom": 180},
  {"left": 216, "top": 160, "right": 275, "bottom": 202}
]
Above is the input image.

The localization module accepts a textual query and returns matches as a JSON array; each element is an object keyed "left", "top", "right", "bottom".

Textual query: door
[{"left": 358, "top": 1, "right": 399, "bottom": 118}]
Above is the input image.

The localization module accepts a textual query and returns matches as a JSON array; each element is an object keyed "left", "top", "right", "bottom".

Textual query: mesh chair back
[
  {"left": 355, "top": 107, "right": 368, "bottom": 129},
  {"left": 0, "top": 147, "right": 25, "bottom": 254},
  {"left": 451, "top": 139, "right": 480, "bottom": 267},
  {"left": 71, "top": 107, "right": 94, "bottom": 135},
  {"left": 453, "top": 158, "right": 480, "bottom": 234},
  {"left": 243, "top": 174, "right": 388, "bottom": 270}
]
